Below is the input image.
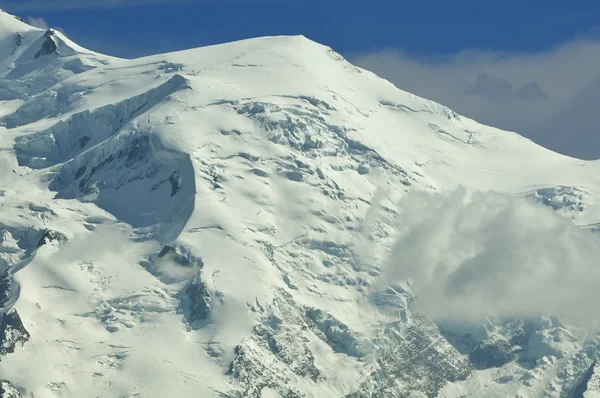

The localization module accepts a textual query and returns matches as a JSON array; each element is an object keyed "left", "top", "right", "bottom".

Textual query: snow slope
[{"left": 1, "top": 8, "right": 600, "bottom": 398}]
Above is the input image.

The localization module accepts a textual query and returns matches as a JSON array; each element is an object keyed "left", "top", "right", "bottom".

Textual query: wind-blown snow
[{"left": 1, "top": 8, "right": 600, "bottom": 398}]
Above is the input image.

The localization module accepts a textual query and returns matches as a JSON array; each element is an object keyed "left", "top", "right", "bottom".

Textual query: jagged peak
[
  {"left": 0, "top": 10, "right": 107, "bottom": 60},
  {"left": 34, "top": 30, "right": 59, "bottom": 59}
]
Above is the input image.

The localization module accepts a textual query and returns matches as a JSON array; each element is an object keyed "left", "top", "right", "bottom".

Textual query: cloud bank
[
  {"left": 376, "top": 188, "right": 600, "bottom": 322},
  {"left": 352, "top": 39, "right": 600, "bottom": 160}
]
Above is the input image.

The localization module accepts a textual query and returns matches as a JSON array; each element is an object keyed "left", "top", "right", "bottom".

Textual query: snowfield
[{"left": 1, "top": 9, "right": 600, "bottom": 398}]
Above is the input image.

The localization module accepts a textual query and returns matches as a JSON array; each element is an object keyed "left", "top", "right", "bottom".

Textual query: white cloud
[
  {"left": 352, "top": 39, "right": 600, "bottom": 160},
  {"left": 26, "top": 16, "right": 48, "bottom": 29},
  {"left": 373, "top": 187, "right": 600, "bottom": 324}
]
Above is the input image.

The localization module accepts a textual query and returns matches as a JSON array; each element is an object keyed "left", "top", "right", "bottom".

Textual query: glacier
[{"left": 1, "top": 9, "right": 600, "bottom": 398}]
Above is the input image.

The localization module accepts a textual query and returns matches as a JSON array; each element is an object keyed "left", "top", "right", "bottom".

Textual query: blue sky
[
  {"left": 1, "top": 0, "right": 599, "bottom": 159},
  {"left": 1, "top": 0, "right": 598, "bottom": 58}
]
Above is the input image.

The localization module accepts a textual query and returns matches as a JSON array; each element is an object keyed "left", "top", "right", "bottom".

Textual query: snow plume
[
  {"left": 26, "top": 16, "right": 47, "bottom": 29},
  {"left": 376, "top": 187, "right": 600, "bottom": 322}
]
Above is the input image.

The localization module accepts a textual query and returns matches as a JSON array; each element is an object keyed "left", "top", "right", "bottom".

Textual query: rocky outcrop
[
  {"left": 0, "top": 272, "right": 10, "bottom": 309},
  {"left": 304, "top": 307, "right": 362, "bottom": 358},
  {"left": 469, "top": 338, "right": 517, "bottom": 369},
  {"left": 34, "top": 29, "right": 58, "bottom": 59},
  {"left": 0, "top": 380, "right": 22, "bottom": 398},
  {"left": 179, "top": 278, "right": 211, "bottom": 325},
  {"left": 227, "top": 291, "right": 339, "bottom": 397},
  {"left": 14, "top": 33, "right": 23, "bottom": 51},
  {"left": 348, "top": 287, "right": 473, "bottom": 397},
  {"left": 0, "top": 309, "right": 30, "bottom": 357},
  {"left": 36, "top": 229, "right": 67, "bottom": 248},
  {"left": 571, "top": 360, "right": 597, "bottom": 398},
  {"left": 354, "top": 315, "right": 472, "bottom": 397}
]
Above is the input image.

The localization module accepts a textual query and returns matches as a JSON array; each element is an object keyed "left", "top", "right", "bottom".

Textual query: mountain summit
[{"left": 0, "top": 9, "right": 600, "bottom": 398}]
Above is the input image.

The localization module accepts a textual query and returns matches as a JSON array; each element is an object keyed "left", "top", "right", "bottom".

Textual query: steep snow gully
[{"left": 2, "top": 9, "right": 600, "bottom": 398}]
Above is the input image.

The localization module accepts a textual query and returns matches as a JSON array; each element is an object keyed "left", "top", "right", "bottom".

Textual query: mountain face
[{"left": 1, "top": 9, "right": 600, "bottom": 398}]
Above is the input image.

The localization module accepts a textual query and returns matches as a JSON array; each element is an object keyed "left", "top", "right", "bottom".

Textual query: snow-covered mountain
[{"left": 1, "top": 9, "right": 600, "bottom": 398}]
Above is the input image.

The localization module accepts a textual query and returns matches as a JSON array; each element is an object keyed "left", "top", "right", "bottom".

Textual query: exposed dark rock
[
  {"left": 286, "top": 171, "right": 303, "bottom": 182},
  {"left": 469, "top": 339, "right": 517, "bottom": 369},
  {"left": 157, "top": 244, "right": 203, "bottom": 268},
  {"left": 169, "top": 172, "right": 181, "bottom": 197},
  {"left": 15, "top": 33, "right": 23, "bottom": 48},
  {"left": 150, "top": 171, "right": 183, "bottom": 196},
  {"left": 227, "top": 292, "right": 324, "bottom": 397},
  {"left": 0, "top": 272, "right": 10, "bottom": 308},
  {"left": 355, "top": 288, "right": 472, "bottom": 397},
  {"left": 357, "top": 164, "right": 370, "bottom": 175},
  {"left": 368, "top": 316, "right": 471, "bottom": 397},
  {"left": 79, "top": 136, "right": 90, "bottom": 149},
  {"left": 158, "top": 244, "right": 182, "bottom": 261},
  {"left": 571, "top": 360, "right": 597, "bottom": 398},
  {"left": 125, "top": 136, "right": 151, "bottom": 165},
  {"left": 251, "top": 168, "right": 268, "bottom": 177},
  {"left": 237, "top": 152, "right": 260, "bottom": 162},
  {"left": 211, "top": 173, "right": 223, "bottom": 190},
  {"left": 179, "top": 278, "right": 211, "bottom": 325},
  {"left": 227, "top": 344, "right": 303, "bottom": 398},
  {"left": 34, "top": 30, "right": 58, "bottom": 59},
  {"left": 36, "top": 229, "right": 66, "bottom": 248},
  {"left": 442, "top": 318, "right": 534, "bottom": 371},
  {"left": 253, "top": 318, "right": 320, "bottom": 381},
  {"left": 0, "top": 379, "right": 23, "bottom": 398},
  {"left": 304, "top": 307, "right": 362, "bottom": 358},
  {"left": 282, "top": 275, "right": 298, "bottom": 290},
  {"left": 220, "top": 129, "right": 242, "bottom": 136},
  {"left": 75, "top": 166, "right": 87, "bottom": 179},
  {"left": 0, "top": 309, "right": 30, "bottom": 356}
]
